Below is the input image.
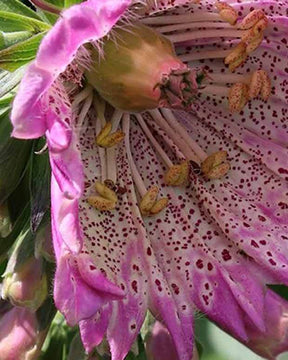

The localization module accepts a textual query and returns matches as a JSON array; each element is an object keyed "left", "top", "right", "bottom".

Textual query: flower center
[{"left": 68, "top": 2, "right": 273, "bottom": 216}]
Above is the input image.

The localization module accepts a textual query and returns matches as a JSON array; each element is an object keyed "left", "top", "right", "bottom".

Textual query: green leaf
[
  {"left": 0, "top": 66, "right": 26, "bottom": 98},
  {"left": 0, "top": 31, "right": 46, "bottom": 71},
  {"left": 64, "top": 0, "right": 82, "bottom": 6},
  {"left": 195, "top": 339, "right": 204, "bottom": 359},
  {"left": 0, "top": 111, "right": 33, "bottom": 204},
  {"left": 267, "top": 284, "right": 288, "bottom": 301},
  {"left": 67, "top": 332, "right": 86, "bottom": 360},
  {"left": 0, "top": 0, "right": 42, "bottom": 20},
  {"left": 44, "top": 0, "right": 64, "bottom": 7},
  {"left": 30, "top": 138, "right": 51, "bottom": 233},
  {"left": 37, "top": 296, "right": 57, "bottom": 331},
  {"left": 0, "top": 202, "right": 30, "bottom": 259},
  {"left": 0, "top": 11, "right": 50, "bottom": 32},
  {"left": 0, "top": 31, "right": 34, "bottom": 51},
  {"left": 40, "top": 312, "right": 78, "bottom": 360}
]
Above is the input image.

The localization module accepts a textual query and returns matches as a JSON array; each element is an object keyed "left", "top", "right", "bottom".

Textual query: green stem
[{"left": 29, "top": 0, "right": 61, "bottom": 15}]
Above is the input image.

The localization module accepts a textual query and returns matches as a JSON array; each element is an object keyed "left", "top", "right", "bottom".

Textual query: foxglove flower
[
  {"left": 11, "top": 0, "right": 288, "bottom": 359},
  {"left": 0, "top": 304, "right": 45, "bottom": 360},
  {"left": 146, "top": 320, "right": 199, "bottom": 360}
]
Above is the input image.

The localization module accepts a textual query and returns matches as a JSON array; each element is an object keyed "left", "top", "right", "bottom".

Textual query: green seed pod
[{"left": 86, "top": 23, "right": 198, "bottom": 111}]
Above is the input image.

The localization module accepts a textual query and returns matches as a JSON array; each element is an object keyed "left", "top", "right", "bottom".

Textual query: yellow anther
[
  {"left": 228, "top": 83, "right": 249, "bottom": 112},
  {"left": 259, "top": 70, "right": 271, "bottom": 101},
  {"left": 164, "top": 161, "right": 190, "bottom": 186},
  {"left": 239, "top": 9, "right": 266, "bottom": 30},
  {"left": 96, "top": 122, "right": 125, "bottom": 148},
  {"left": 246, "top": 33, "right": 263, "bottom": 54},
  {"left": 140, "top": 186, "right": 168, "bottom": 216},
  {"left": 88, "top": 181, "right": 118, "bottom": 211},
  {"left": 95, "top": 181, "right": 118, "bottom": 203},
  {"left": 96, "top": 122, "right": 112, "bottom": 143},
  {"left": 201, "top": 151, "right": 230, "bottom": 180},
  {"left": 150, "top": 198, "right": 169, "bottom": 215},
  {"left": 249, "top": 70, "right": 262, "bottom": 99},
  {"left": 215, "top": 1, "right": 238, "bottom": 25},
  {"left": 241, "top": 17, "right": 268, "bottom": 44},
  {"left": 224, "top": 42, "right": 248, "bottom": 72},
  {"left": 88, "top": 196, "right": 116, "bottom": 211},
  {"left": 140, "top": 185, "right": 159, "bottom": 215},
  {"left": 249, "top": 70, "right": 271, "bottom": 101}
]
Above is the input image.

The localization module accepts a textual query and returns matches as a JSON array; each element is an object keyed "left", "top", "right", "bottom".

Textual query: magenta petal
[
  {"left": 11, "top": 0, "right": 130, "bottom": 140},
  {"left": 77, "top": 254, "right": 125, "bottom": 298},
  {"left": 11, "top": 64, "right": 52, "bottom": 139},
  {"left": 51, "top": 175, "right": 83, "bottom": 257},
  {"left": 44, "top": 82, "right": 72, "bottom": 153},
  {"left": 245, "top": 290, "right": 288, "bottom": 359},
  {"left": 107, "top": 293, "right": 147, "bottom": 360},
  {"left": 54, "top": 253, "right": 124, "bottom": 326},
  {"left": 79, "top": 304, "right": 111, "bottom": 353},
  {"left": 191, "top": 255, "right": 248, "bottom": 342}
]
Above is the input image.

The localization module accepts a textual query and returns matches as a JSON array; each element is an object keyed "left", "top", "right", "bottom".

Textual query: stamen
[
  {"left": 199, "top": 85, "right": 230, "bottom": 97},
  {"left": 246, "top": 34, "right": 263, "bottom": 54},
  {"left": 241, "top": 18, "right": 268, "bottom": 41},
  {"left": 247, "top": 70, "right": 271, "bottom": 101},
  {"left": 96, "top": 122, "right": 125, "bottom": 148},
  {"left": 88, "top": 181, "right": 118, "bottom": 211},
  {"left": 201, "top": 151, "right": 230, "bottom": 179},
  {"left": 71, "top": 85, "right": 93, "bottom": 111},
  {"left": 93, "top": 94, "right": 106, "bottom": 126},
  {"left": 141, "top": 13, "right": 222, "bottom": 26},
  {"left": 179, "top": 49, "right": 232, "bottom": 62},
  {"left": 150, "top": 198, "right": 169, "bottom": 215},
  {"left": 74, "top": 92, "right": 93, "bottom": 131},
  {"left": 215, "top": 1, "right": 238, "bottom": 25},
  {"left": 147, "top": 119, "right": 186, "bottom": 160},
  {"left": 259, "top": 70, "right": 271, "bottom": 101},
  {"left": 123, "top": 114, "right": 168, "bottom": 216},
  {"left": 160, "top": 109, "right": 207, "bottom": 161},
  {"left": 93, "top": 98, "right": 107, "bottom": 182},
  {"left": 123, "top": 114, "right": 147, "bottom": 198},
  {"left": 238, "top": 9, "right": 266, "bottom": 30},
  {"left": 148, "top": 109, "right": 200, "bottom": 163},
  {"left": 156, "top": 21, "right": 233, "bottom": 34},
  {"left": 200, "top": 69, "right": 271, "bottom": 111},
  {"left": 207, "top": 73, "right": 250, "bottom": 85},
  {"left": 228, "top": 83, "right": 249, "bottom": 112},
  {"left": 106, "top": 109, "right": 124, "bottom": 184},
  {"left": 167, "top": 28, "right": 244, "bottom": 44},
  {"left": 95, "top": 181, "right": 118, "bottom": 203},
  {"left": 164, "top": 161, "right": 190, "bottom": 186},
  {"left": 135, "top": 114, "right": 174, "bottom": 169},
  {"left": 224, "top": 42, "right": 248, "bottom": 72},
  {"left": 88, "top": 196, "right": 116, "bottom": 211},
  {"left": 139, "top": 186, "right": 168, "bottom": 216},
  {"left": 139, "top": 185, "right": 159, "bottom": 215},
  {"left": 249, "top": 70, "right": 263, "bottom": 99}
]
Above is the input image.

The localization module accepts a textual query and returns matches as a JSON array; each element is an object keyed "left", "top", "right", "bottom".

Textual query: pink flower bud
[
  {"left": 246, "top": 290, "right": 288, "bottom": 359},
  {"left": 0, "top": 307, "right": 42, "bottom": 360},
  {"left": 146, "top": 321, "right": 199, "bottom": 360},
  {"left": 2, "top": 257, "right": 48, "bottom": 310}
]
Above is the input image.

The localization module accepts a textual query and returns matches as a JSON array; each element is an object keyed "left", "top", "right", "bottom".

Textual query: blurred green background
[{"left": 196, "top": 316, "right": 288, "bottom": 360}]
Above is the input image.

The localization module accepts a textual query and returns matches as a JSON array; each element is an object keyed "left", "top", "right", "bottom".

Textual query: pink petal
[
  {"left": 245, "top": 289, "right": 288, "bottom": 359},
  {"left": 80, "top": 304, "right": 112, "bottom": 353},
  {"left": 11, "top": 0, "right": 130, "bottom": 139},
  {"left": 54, "top": 252, "right": 125, "bottom": 326}
]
